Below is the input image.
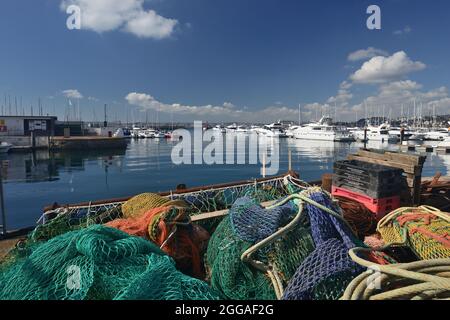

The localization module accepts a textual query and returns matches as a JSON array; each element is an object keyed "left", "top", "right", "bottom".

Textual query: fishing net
[
  {"left": 121, "top": 193, "right": 187, "bottom": 218},
  {"left": 229, "top": 196, "right": 295, "bottom": 243},
  {"left": 377, "top": 206, "right": 450, "bottom": 260},
  {"left": 175, "top": 176, "right": 306, "bottom": 233},
  {"left": 106, "top": 206, "right": 209, "bottom": 278},
  {"left": 335, "top": 196, "right": 378, "bottom": 240},
  {"left": 282, "top": 190, "right": 365, "bottom": 300},
  {"left": 106, "top": 206, "right": 170, "bottom": 240},
  {"left": 206, "top": 195, "right": 315, "bottom": 300},
  {"left": 30, "top": 205, "right": 122, "bottom": 242},
  {"left": 207, "top": 216, "right": 277, "bottom": 300},
  {"left": 0, "top": 225, "right": 219, "bottom": 300},
  {"left": 33, "top": 175, "right": 305, "bottom": 243}
]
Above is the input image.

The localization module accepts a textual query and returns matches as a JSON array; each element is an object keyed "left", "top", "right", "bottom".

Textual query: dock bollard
[{"left": 321, "top": 173, "right": 333, "bottom": 193}]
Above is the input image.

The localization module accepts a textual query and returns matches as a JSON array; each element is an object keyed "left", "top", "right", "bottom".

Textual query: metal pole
[
  {"left": 288, "top": 149, "right": 292, "bottom": 171},
  {"left": 364, "top": 128, "right": 368, "bottom": 149},
  {"left": 0, "top": 166, "right": 7, "bottom": 235}
]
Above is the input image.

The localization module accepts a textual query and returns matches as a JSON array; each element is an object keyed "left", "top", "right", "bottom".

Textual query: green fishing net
[
  {"left": 206, "top": 197, "right": 315, "bottom": 300},
  {"left": 207, "top": 216, "right": 277, "bottom": 300},
  {"left": 30, "top": 206, "right": 122, "bottom": 242},
  {"left": 0, "top": 225, "right": 219, "bottom": 300}
]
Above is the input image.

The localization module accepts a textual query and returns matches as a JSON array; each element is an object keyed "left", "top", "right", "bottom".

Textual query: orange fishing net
[
  {"left": 364, "top": 234, "right": 385, "bottom": 249},
  {"left": 106, "top": 206, "right": 171, "bottom": 239},
  {"left": 335, "top": 196, "right": 378, "bottom": 239},
  {"left": 106, "top": 206, "right": 209, "bottom": 278}
]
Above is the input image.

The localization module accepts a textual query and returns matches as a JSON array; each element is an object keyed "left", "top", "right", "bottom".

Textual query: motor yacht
[{"left": 293, "top": 117, "right": 354, "bottom": 142}]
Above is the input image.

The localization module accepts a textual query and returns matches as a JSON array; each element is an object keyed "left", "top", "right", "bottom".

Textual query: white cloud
[
  {"left": 124, "top": 10, "right": 177, "bottom": 39},
  {"left": 351, "top": 80, "right": 450, "bottom": 117},
  {"left": 347, "top": 47, "right": 389, "bottom": 61},
  {"left": 126, "top": 92, "right": 235, "bottom": 117},
  {"left": 350, "top": 51, "right": 426, "bottom": 84},
  {"left": 327, "top": 81, "right": 353, "bottom": 107},
  {"left": 125, "top": 48, "right": 449, "bottom": 123},
  {"left": 125, "top": 92, "right": 304, "bottom": 122},
  {"left": 60, "top": 0, "right": 178, "bottom": 39},
  {"left": 62, "top": 89, "right": 83, "bottom": 99},
  {"left": 223, "top": 102, "right": 236, "bottom": 109},
  {"left": 393, "top": 26, "right": 412, "bottom": 36}
]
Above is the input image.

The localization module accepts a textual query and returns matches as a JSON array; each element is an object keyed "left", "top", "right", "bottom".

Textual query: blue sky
[{"left": 0, "top": 0, "right": 450, "bottom": 123}]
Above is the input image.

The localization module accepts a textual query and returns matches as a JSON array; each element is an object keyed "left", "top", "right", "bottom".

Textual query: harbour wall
[{"left": 49, "top": 137, "right": 128, "bottom": 150}]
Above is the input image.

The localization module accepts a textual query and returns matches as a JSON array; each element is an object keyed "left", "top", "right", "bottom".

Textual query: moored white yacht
[
  {"left": 437, "top": 136, "right": 450, "bottom": 147},
  {"left": 153, "top": 131, "right": 166, "bottom": 139},
  {"left": 212, "top": 125, "right": 226, "bottom": 133},
  {"left": 267, "top": 122, "right": 288, "bottom": 137},
  {"left": 131, "top": 126, "right": 143, "bottom": 138},
  {"left": 353, "top": 123, "right": 398, "bottom": 143},
  {"left": 139, "top": 129, "right": 158, "bottom": 138},
  {"left": 293, "top": 117, "right": 354, "bottom": 142},
  {"left": 285, "top": 125, "right": 301, "bottom": 138},
  {"left": 388, "top": 127, "right": 413, "bottom": 141},
  {"left": 235, "top": 126, "right": 249, "bottom": 133},
  {"left": 408, "top": 129, "right": 426, "bottom": 141},
  {"left": 249, "top": 125, "right": 262, "bottom": 134},
  {"left": 256, "top": 122, "right": 287, "bottom": 138},
  {"left": 424, "top": 128, "right": 449, "bottom": 141},
  {"left": 226, "top": 123, "right": 238, "bottom": 133},
  {"left": 0, "top": 142, "right": 12, "bottom": 153}
]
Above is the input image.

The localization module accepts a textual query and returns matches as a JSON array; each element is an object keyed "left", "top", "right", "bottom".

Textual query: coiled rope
[
  {"left": 342, "top": 206, "right": 450, "bottom": 300},
  {"left": 342, "top": 246, "right": 450, "bottom": 300}
]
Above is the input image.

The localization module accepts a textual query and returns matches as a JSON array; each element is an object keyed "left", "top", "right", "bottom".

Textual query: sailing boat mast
[
  {"left": 104, "top": 104, "right": 107, "bottom": 128},
  {"left": 334, "top": 102, "right": 337, "bottom": 123},
  {"left": 298, "top": 104, "right": 301, "bottom": 125}
]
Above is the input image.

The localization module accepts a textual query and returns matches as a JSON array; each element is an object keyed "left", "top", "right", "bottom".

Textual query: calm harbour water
[{"left": 1, "top": 137, "right": 449, "bottom": 230}]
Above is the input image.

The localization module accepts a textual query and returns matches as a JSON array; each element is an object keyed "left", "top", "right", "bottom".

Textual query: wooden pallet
[{"left": 347, "top": 149, "right": 426, "bottom": 205}]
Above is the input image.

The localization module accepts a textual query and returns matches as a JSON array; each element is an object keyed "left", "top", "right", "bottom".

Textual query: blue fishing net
[
  {"left": 282, "top": 192, "right": 364, "bottom": 300},
  {"left": 229, "top": 196, "right": 296, "bottom": 243}
]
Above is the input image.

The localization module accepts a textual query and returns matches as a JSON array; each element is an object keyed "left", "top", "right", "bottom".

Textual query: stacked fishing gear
[{"left": 4, "top": 172, "right": 448, "bottom": 301}]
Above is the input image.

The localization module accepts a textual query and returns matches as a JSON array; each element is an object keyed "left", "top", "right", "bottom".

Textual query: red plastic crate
[{"left": 332, "top": 186, "right": 400, "bottom": 220}]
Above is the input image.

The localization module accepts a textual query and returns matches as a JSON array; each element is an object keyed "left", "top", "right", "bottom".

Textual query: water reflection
[
  {"left": 287, "top": 139, "right": 352, "bottom": 160},
  {"left": 1, "top": 138, "right": 449, "bottom": 231},
  {"left": 0, "top": 148, "right": 126, "bottom": 184},
  {"left": 426, "top": 153, "right": 450, "bottom": 176}
]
